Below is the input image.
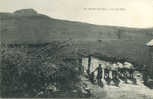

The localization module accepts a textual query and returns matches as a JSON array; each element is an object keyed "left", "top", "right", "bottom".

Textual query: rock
[
  {"left": 146, "top": 79, "right": 153, "bottom": 88},
  {"left": 46, "top": 84, "right": 57, "bottom": 92},
  {"left": 14, "top": 9, "right": 38, "bottom": 16}
]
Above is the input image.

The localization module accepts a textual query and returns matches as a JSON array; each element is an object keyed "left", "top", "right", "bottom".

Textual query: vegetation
[
  {"left": 0, "top": 41, "right": 84, "bottom": 97},
  {"left": 1, "top": 9, "right": 153, "bottom": 75}
]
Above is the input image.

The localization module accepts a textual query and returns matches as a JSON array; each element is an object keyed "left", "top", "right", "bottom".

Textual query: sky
[{"left": 0, "top": 0, "right": 153, "bottom": 28}]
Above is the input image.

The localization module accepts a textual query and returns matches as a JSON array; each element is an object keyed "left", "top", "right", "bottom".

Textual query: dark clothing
[
  {"left": 96, "top": 66, "right": 103, "bottom": 79},
  {"left": 129, "top": 69, "right": 134, "bottom": 79},
  {"left": 112, "top": 70, "right": 118, "bottom": 79},
  {"left": 94, "top": 65, "right": 104, "bottom": 87}
]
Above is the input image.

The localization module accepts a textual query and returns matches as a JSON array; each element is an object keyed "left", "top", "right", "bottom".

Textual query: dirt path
[{"left": 83, "top": 76, "right": 153, "bottom": 99}]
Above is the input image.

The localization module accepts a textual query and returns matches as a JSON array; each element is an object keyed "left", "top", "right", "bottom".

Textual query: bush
[
  {"left": 0, "top": 43, "right": 82, "bottom": 97},
  {"left": 0, "top": 48, "right": 44, "bottom": 97}
]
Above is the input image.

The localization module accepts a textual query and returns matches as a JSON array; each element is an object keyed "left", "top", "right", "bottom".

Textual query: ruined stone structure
[{"left": 82, "top": 56, "right": 113, "bottom": 79}]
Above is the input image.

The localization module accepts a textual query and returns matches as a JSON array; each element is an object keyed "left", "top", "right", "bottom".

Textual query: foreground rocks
[{"left": 81, "top": 72, "right": 153, "bottom": 99}]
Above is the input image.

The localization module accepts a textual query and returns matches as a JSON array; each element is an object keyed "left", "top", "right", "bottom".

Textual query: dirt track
[{"left": 83, "top": 74, "right": 153, "bottom": 99}]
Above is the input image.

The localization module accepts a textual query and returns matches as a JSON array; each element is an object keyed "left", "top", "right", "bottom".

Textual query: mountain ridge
[{"left": 0, "top": 9, "right": 153, "bottom": 65}]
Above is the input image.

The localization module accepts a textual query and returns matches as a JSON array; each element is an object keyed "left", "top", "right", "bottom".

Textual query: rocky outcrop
[{"left": 14, "top": 9, "right": 38, "bottom": 16}]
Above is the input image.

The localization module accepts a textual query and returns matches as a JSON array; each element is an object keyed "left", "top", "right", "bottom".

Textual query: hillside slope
[
  {"left": 0, "top": 9, "right": 153, "bottom": 65},
  {"left": 0, "top": 9, "right": 153, "bottom": 44}
]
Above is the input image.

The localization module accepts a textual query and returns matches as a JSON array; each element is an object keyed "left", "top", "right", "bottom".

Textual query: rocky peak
[{"left": 14, "top": 9, "right": 38, "bottom": 16}]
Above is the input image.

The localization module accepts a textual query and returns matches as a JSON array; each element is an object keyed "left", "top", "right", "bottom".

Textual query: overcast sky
[{"left": 0, "top": 0, "right": 153, "bottom": 28}]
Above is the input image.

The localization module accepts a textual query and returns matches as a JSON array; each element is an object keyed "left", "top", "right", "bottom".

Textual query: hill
[{"left": 0, "top": 9, "right": 153, "bottom": 65}]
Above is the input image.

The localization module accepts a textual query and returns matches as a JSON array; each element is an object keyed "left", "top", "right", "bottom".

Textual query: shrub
[{"left": 0, "top": 42, "right": 82, "bottom": 97}]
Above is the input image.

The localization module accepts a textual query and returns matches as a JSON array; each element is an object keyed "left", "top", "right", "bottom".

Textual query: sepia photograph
[{"left": 0, "top": 0, "right": 153, "bottom": 98}]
